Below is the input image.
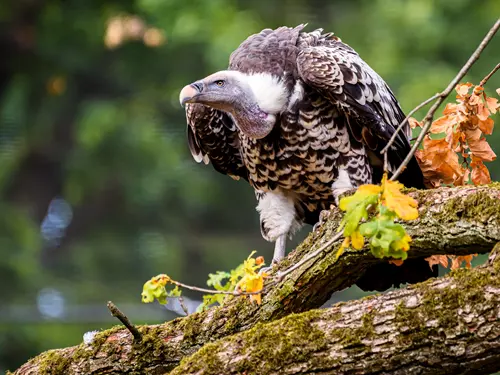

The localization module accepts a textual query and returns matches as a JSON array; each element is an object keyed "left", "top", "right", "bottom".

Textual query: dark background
[{"left": 1, "top": 0, "right": 499, "bottom": 371}]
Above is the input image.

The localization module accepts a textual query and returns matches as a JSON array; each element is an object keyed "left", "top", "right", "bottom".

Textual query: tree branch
[
  {"left": 171, "top": 242, "right": 500, "bottom": 375},
  {"left": 479, "top": 62, "right": 500, "bottom": 87},
  {"left": 11, "top": 184, "right": 500, "bottom": 375},
  {"left": 106, "top": 301, "right": 142, "bottom": 342}
]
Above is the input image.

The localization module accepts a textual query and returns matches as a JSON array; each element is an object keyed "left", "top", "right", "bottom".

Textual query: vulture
[{"left": 179, "top": 25, "right": 437, "bottom": 292}]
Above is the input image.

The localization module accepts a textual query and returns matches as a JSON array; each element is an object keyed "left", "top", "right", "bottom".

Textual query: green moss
[
  {"left": 331, "top": 310, "right": 374, "bottom": 350},
  {"left": 435, "top": 189, "right": 500, "bottom": 224},
  {"left": 175, "top": 342, "right": 225, "bottom": 374},
  {"left": 173, "top": 309, "right": 329, "bottom": 374},
  {"left": 177, "top": 311, "right": 206, "bottom": 343},
  {"left": 395, "top": 259, "right": 499, "bottom": 346},
  {"left": 37, "top": 349, "right": 72, "bottom": 374},
  {"left": 35, "top": 326, "right": 125, "bottom": 374}
]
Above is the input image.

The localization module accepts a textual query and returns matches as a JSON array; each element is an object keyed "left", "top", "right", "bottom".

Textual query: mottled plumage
[{"left": 180, "top": 25, "right": 436, "bottom": 291}]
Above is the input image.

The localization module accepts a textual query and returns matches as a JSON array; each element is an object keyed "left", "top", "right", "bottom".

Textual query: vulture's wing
[
  {"left": 185, "top": 103, "right": 248, "bottom": 181},
  {"left": 296, "top": 41, "right": 424, "bottom": 188}
]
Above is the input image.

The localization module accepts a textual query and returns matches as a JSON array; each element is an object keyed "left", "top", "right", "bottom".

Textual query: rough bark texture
[
  {"left": 172, "top": 243, "right": 500, "bottom": 375},
  {"left": 11, "top": 184, "right": 500, "bottom": 375}
]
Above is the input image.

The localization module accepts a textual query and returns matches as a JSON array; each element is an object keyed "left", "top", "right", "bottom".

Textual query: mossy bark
[
  {"left": 171, "top": 243, "right": 500, "bottom": 375},
  {"left": 11, "top": 185, "right": 500, "bottom": 375}
]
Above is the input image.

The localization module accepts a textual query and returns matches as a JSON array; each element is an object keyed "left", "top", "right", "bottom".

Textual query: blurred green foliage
[{"left": 0, "top": 0, "right": 499, "bottom": 371}]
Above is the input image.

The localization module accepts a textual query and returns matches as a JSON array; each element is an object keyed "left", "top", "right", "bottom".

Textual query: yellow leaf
[
  {"left": 351, "top": 230, "right": 365, "bottom": 250},
  {"left": 235, "top": 251, "right": 268, "bottom": 305},
  {"left": 338, "top": 184, "right": 381, "bottom": 212},
  {"left": 242, "top": 274, "right": 264, "bottom": 304},
  {"left": 336, "top": 237, "right": 350, "bottom": 260},
  {"left": 381, "top": 174, "right": 419, "bottom": 221}
]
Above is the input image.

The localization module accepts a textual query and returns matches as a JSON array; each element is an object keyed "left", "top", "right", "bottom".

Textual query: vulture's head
[{"left": 179, "top": 70, "right": 288, "bottom": 139}]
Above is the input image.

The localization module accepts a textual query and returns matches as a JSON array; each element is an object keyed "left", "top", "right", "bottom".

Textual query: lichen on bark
[{"left": 171, "top": 243, "right": 500, "bottom": 375}]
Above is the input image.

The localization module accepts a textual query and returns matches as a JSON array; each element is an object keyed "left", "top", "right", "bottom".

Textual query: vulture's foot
[{"left": 259, "top": 234, "right": 287, "bottom": 275}]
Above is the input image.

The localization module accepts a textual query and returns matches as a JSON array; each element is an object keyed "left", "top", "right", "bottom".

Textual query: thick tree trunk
[{"left": 11, "top": 184, "right": 500, "bottom": 375}]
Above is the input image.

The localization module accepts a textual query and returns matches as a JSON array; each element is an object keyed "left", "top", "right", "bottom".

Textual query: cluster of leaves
[
  {"left": 410, "top": 83, "right": 499, "bottom": 270},
  {"left": 141, "top": 275, "right": 182, "bottom": 305},
  {"left": 198, "top": 251, "right": 268, "bottom": 310},
  {"left": 425, "top": 254, "right": 476, "bottom": 271},
  {"left": 141, "top": 251, "right": 268, "bottom": 312},
  {"left": 337, "top": 174, "right": 418, "bottom": 261},
  {"left": 412, "top": 83, "right": 499, "bottom": 187}
]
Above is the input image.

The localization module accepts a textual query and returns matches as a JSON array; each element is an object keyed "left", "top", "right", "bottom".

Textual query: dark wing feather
[
  {"left": 185, "top": 103, "right": 248, "bottom": 181},
  {"left": 296, "top": 39, "right": 424, "bottom": 188}
]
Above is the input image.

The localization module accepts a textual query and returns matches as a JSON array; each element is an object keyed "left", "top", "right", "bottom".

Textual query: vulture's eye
[{"left": 214, "top": 80, "right": 225, "bottom": 87}]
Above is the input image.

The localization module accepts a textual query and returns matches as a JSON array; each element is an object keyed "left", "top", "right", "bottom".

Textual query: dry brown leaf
[
  {"left": 425, "top": 255, "right": 448, "bottom": 270},
  {"left": 426, "top": 254, "right": 477, "bottom": 271},
  {"left": 473, "top": 86, "right": 484, "bottom": 95},
  {"left": 456, "top": 83, "right": 473, "bottom": 96},
  {"left": 409, "top": 117, "right": 422, "bottom": 129},
  {"left": 464, "top": 128, "right": 497, "bottom": 162},
  {"left": 478, "top": 117, "right": 494, "bottom": 135},
  {"left": 450, "top": 254, "right": 477, "bottom": 270},
  {"left": 446, "top": 128, "right": 463, "bottom": 150},
  {"left": 469, "top": 93, "right": 481, "bottom": 105},
  {"left": 476, "top": 103, "right": 490, "bottom": 121},
  {"left": 430, "top": 114, "right": 455, "bottom": 134},
  {"left": 471, "top": 156, "right": 491, "bottom": 185},
  {"left": 388, "top": 259, "right": 404, "bottom": 266},
  {"left": 485, "top": 96, "right": 499, "bottom": 114},
  {"left": 416, "top": 137, "right": 464, "bottom": 185},
  {"left": 442, "top": 103, "right": 458, "bottom": 115}
]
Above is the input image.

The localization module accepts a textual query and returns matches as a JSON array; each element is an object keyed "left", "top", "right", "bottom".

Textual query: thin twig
[
  {"left": 390, "top": 19, "right": 500, "bottom": 181},
  {"left": 381, "top": 93, "right": 440, "bottom": 172},
  {"left": 107, "top": 301, "right": 142, "bottom": 342},
  {"left": 177, "top": 296, "right": 190, "bottom": 316},
  {"left": 275, "top": 232, "right": 343, "bottom": 281},
  {"left": 479, "top": 62, "right": 500, "bottom": 87},
  {"left": 169, "top": 279, "right": 267, "bottom": 296}
]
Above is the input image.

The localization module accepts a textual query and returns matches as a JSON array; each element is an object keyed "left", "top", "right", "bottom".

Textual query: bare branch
[
  {"left": 106, "top": 301, "right": 142, "bottom": 342},
  {"left": 381, "top": 93, "right": 440, "bottom": 172},
  {"left": 274, "top": 232, "right": 343, "bottom": 281},
  {"left": 390, "top": 19, "right": 500, "bottom": 181},
  {"left": 177, "top": 295, "right": 190, "bottom": 316},
  {"left": 479, "top": 62, "right": 500, "bottom": 87},
  {"left": 169, "top": 278, "right": 268, "bottom": 296}
]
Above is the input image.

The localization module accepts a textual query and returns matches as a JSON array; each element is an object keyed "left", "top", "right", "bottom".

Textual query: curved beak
[{"left": 179, "top": 82, "right": 203, "bottom": 107}]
